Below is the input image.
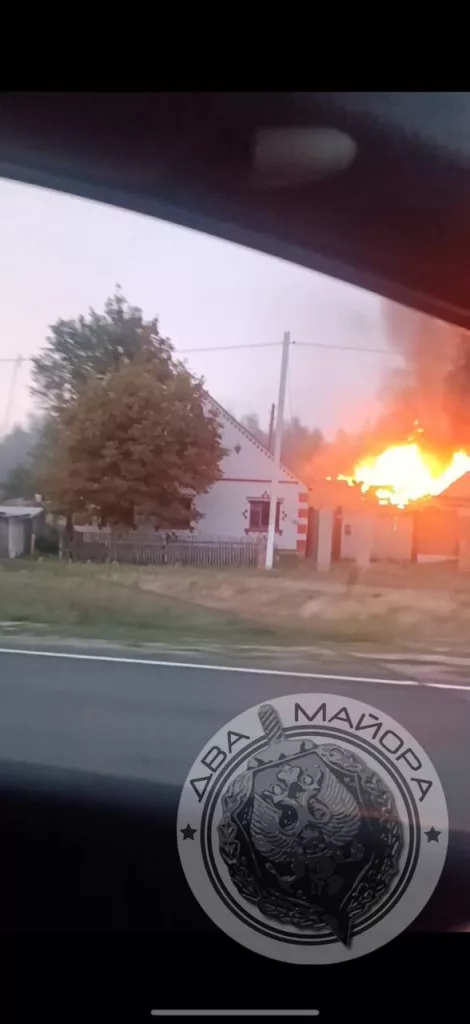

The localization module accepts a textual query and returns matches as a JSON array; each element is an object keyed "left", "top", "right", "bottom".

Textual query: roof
[
  {"left": 0, "top": 505, "right": 43, "bottom": 519},
  {"left": 307, "top": 478, "right": 365, "bottom": 510},
  {"left": 438, "top": 472, "right": 470, "bottom": 502},
  {"left": 207, "top": 395, "right": 308, "bottom": 489}
]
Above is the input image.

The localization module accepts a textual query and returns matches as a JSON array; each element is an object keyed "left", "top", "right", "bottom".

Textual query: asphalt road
[
  {"left": 1, "top": 643, "right": 469, "bottom": 1019},
  {"left": 0, "top": 643, "right": 469, "bottom": 824},
  {"left": 1, "top": 641, "right": 470, "bottom": 950}
]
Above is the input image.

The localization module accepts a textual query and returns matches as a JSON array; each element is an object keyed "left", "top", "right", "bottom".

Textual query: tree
[
  {"left": 0, "top": 462, "right": 39, "bottom": 503},
  {"left": 38, "top": 358, "right": 225, "bottom": 527},
  {"left": 0, "top": 419, "right": 41, "bottom": 481},
  {"left": 281, "top": 417, "right": 324, "bottom": 478},
  {"left": 31, "top": 287, "right": 174, "bottom": 410},
  {"left": 0, "top": 418, "right": 44, "bottom": 503},
  {"left": 240, "top": 413, "right": 268, "bottom": 447}
]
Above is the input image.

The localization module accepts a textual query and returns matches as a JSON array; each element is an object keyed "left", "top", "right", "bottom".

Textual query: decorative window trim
[{"left": 246, "top": 498, "right": 282, "bottom": 533}]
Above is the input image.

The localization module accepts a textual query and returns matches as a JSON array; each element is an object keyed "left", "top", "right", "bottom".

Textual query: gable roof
[
  {"left": 207, "top": 395, "right": 308, "bottom": 488},
  {"left": 439, "top": 471, "right": 470, "bottom": 502}
]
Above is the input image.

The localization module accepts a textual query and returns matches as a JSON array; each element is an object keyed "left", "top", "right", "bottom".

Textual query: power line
[
  {"left": 293, "top": 341, "right": 393, "bottom": 355},
  {"left": 1, "top": 338, "right": 466, "bottom": 361},
  {"left": 293, "top": 340, "right": 465, "bottom": 361},
  {"left": 177, "top": 342, "right": 281, "bottom": 355},
  {"left": 0, "top": 341, "right": 281, "bottom": 363}
]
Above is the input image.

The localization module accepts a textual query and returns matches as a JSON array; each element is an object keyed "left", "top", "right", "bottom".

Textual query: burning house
[
  {"left": 306, "top": 435, "right": 470, "bottom": 570},
  {"left": 303, "top": 302, "right": 470, "bottom": 571}
]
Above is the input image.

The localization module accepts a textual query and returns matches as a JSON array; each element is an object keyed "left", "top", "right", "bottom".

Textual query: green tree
[
  {"left": 32, "top": 287, "right": 174, "bottom": 410},
  {"left": 0, "top": 462, "right": 39, "bottom": 502},
  {"left": 38, "top": 358, "right": 225, "bottom": 527},
  {"left": 0, "top": 420, "right": 41, "bottom": 480}
]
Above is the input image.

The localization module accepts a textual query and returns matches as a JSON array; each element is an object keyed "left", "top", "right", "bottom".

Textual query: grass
[
  {"left": 2, "top": 556, "right": 467, "bottom": 650},
  {"left": 0, "top": 559, "right": 296, "bottom": 646}
]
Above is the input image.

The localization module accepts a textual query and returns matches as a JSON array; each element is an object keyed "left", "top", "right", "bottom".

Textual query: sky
[{"left": 0, "top": 176, "right": 403, "bottom": 441}]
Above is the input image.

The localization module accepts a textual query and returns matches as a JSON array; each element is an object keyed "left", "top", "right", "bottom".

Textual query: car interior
[{"left": 1, "top": 92, "right": 469, "bottom": 1022}]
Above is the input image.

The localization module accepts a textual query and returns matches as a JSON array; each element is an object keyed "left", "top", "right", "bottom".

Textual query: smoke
[
  {"left": 374, "top": 301, "right": 467, "bottom": 453},
  {"left": 290, "top": 301, "right": 470, "bottom": 485}
]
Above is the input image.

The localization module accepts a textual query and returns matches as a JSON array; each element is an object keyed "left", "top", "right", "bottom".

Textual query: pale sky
[{"left": 0, "top": 176, "right": 402, "bottom": 440}]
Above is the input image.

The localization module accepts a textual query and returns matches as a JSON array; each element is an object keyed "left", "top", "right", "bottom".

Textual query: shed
[{"left": 0, "top": 506, "right": 44, "bottom": 558}]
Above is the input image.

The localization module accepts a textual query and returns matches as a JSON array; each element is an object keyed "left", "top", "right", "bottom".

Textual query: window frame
[{"left": 248, "top": 498, "right": 281, "bottom": 533}]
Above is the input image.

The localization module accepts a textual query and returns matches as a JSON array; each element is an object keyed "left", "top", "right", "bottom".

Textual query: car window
[{"left": 1, "top": 173, "right": 469, "bottom": 1017}]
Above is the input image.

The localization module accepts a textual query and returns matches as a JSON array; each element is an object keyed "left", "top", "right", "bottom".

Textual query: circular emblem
[{"left": 177, "top": 694, "right": 448, "bottom": 964}]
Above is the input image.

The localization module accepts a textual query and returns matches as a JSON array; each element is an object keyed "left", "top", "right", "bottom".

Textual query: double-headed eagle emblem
[{"left": 218, "top": 704, "right": 402, "bottom": 945}]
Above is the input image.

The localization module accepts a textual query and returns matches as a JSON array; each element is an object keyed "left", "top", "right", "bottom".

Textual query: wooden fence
[{"left": 63, "top": 533, "right": 264, "bottom": 568}]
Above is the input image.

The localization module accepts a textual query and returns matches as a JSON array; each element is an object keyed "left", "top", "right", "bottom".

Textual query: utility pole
[
  {"left": 265, "top": 332, "right": 290, "bottom": 570},
  {"left": 267, "top": 402, "right": 276, "bottom": 453}
]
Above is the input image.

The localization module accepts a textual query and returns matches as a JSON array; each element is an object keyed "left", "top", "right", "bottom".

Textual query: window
[{"left": 248, "top": 499, "right": 281, "bottom": 532}]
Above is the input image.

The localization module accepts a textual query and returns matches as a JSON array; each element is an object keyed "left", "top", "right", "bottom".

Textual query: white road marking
[
  {"left": 0, "top": 645, "right": 418, "bottom": 685},
  {"left": 1, "top": 645, "right": 468, "bottom": 690},
  {"left": 423, "top": 682, "right": 470, "bottom": 691}
]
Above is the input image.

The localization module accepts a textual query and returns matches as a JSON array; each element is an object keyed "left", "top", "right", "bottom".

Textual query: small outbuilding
[{"left": 0, "top": 505, "right": 44, "bottom": 558}]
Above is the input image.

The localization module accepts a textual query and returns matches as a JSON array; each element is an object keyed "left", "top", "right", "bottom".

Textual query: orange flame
[{"left": 339, "top": 443, "right": 470, "bottom": 508}]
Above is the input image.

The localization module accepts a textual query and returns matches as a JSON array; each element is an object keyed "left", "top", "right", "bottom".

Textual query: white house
[
  {"left": 74, "top": 397, "right": 310, "bottom": 555},
  {"left": 191, "top": 398, "right": 309, "bottom": 554}
]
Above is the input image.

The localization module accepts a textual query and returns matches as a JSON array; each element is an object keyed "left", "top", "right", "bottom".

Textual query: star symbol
[
  {"left": 424, "top": 827, "right": 441, "bottom": 843},
  {"left": 181, "top": 824, "right": 197, "bottom": 841}
]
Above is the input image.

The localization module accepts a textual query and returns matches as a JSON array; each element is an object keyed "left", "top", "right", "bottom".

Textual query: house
[
  {"left": 306, "top": 479, "right": 414, "bottom": 568},
  {"left": 413, "top": 472, "right": 470, "bottom": 567},
  {"left": 190, "top": 398, "right": 309, "bottom": 554},
  {"left": 0, "top": 504, "right": 44, "bottom": 558},
  {"left": 306, "top": 472, "right": 470, "bottom": 570},
  {"left": 74, "top": 397, "right": 310, "bottom": 555},
  {"left": 339, "top": 506, "right": 414, "bottom": 563}
]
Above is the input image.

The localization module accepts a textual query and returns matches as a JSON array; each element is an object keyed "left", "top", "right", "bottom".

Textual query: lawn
[
  {"left": 0, "top": 559, "right": 288, "bottom": 646},
  {"left": 1, "top": 557, "right": 470, "bottom": 650}
]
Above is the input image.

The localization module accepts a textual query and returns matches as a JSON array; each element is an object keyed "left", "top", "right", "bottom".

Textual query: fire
[{"left": 339, "top": 443, "right": 470, "bottom": 507}]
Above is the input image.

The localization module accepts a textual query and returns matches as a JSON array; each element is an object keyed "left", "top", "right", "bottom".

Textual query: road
[
  {"left": 1, "top": 640, "right": 470, "bottom": 951},
  {"left": 0, "top": 642, "right": 469, "bottom": 821}
]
